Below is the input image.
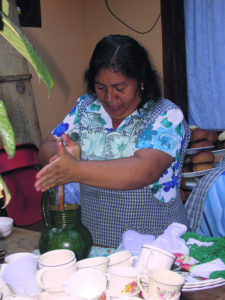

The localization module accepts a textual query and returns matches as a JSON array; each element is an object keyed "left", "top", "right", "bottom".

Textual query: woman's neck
[{"left": 112, "top": 118, "right": 123, "bottom": 131}]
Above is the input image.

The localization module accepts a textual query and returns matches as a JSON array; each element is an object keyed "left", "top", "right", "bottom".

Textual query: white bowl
[{"left": 0, "top": 217, "right": 13, "bottom": 238}]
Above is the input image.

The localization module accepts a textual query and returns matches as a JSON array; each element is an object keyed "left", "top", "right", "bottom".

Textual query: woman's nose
[{"left": 106, "top": 89, "right": 116, "bottom": 102}]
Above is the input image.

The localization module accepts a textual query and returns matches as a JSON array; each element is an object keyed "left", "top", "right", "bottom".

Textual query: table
[
  {"left": 1, "top": 227, "right": 41, "bottom": 255},
  {"left": 1, "top": 228, "right": 225, "bottom": 299}
]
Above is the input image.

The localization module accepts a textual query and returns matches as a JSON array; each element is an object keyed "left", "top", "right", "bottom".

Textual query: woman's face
[{"left": 94, "top": 68, "right": 141, "bottom": 122}]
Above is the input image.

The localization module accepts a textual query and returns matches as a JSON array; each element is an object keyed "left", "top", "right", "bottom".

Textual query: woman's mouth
[{"left": 109, "top": 105, "right": 120, "bottom": 111}]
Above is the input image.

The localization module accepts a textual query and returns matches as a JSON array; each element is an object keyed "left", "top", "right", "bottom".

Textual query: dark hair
[{"left": 84, "top": 34, "right": 162, "bottom": 107}]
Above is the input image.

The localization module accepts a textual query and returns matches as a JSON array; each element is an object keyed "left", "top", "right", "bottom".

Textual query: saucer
[
  {"left": 106, "top": 288, "right": 140, "bottom": 300},
  {"left": 113, "top": 297, "right": 142, "bottom": 300},
  {"left": 142, "top": 292, "right": 181, "bottom": 300}
]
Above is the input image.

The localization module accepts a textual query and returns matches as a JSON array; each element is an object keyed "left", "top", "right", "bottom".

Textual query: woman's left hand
[{"left": 34, "top": 141, "right": 78, "bottom": 192}]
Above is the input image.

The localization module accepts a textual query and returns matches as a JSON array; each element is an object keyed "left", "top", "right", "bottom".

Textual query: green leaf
[
  {"left": 2, "top": 0, "right": 9, "bottom": 16},
  {"left": 0, "top": 10, "right": 54, "bottom": 93},
  {"left": 0, "top": 174, "right": 11, "bottom": 208},
  {"left": 160, "top": 118, "right": 173, "bottom": 128},
  {"left": 0, "top": 100, "right": 15, "bottom": 158}
]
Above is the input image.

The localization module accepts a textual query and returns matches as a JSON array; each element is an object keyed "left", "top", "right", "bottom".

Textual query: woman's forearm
[
  {"left": 35, "top": 146, "right": 173, "bottom": 192},
  {"left": 73, "top": 149, "right": 173, "bottom": 190}
]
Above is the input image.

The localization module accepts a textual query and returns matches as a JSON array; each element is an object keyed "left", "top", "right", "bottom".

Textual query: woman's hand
[
  {"left": 49, "top": 134, "right": 81, "bottom": 163},
  {"left": 35, "top": 141, "right": 79, "bottom": 192}
]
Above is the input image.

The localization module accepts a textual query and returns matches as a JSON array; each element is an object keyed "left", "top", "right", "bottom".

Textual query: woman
[{"left": 35, "top": 35, "right": 190, "bottom": 247}]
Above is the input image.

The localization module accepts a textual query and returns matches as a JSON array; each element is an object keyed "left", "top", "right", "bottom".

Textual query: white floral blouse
[{"left": 52, "top": 94, "right": 185, "bottom": 203}]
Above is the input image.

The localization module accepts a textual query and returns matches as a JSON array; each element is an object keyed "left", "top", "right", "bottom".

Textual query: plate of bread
[
  {"left": 180, "top": 128, "right": 225, "bottom": 201},
  {"left": 182, "top": 128, "right": 225, "bottom": 178}
]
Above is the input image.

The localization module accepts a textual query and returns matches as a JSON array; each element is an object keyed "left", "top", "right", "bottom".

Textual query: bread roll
[
  {"left": 189, "top": 125, "right": 198, "bottom": 130},
  {"left": 207, "top": 131, "right": 218, "bottom": 143},
  {"left": 190, "top": 140, "right": 213, "bottom": 149},
  {"left": 191, "top": 128, "right": 209, "bottom": 142},
  {"left": 192, "top": 163, "right": 214, "bottom": 172},
  {"left": 218, "top": 131, "right": 225, "bottom": 142},
  {"left": 192, "top": 150, "right": 215, "bottom": 164}
]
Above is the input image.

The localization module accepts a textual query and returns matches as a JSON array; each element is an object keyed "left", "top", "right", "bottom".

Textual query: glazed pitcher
[{"left": 39, "top": 188, "right": 93, "bottom": 260}]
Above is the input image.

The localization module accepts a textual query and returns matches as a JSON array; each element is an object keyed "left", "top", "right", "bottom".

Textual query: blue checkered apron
[{"left": 79, "top": 98, "right": 190, "bottom": 247}]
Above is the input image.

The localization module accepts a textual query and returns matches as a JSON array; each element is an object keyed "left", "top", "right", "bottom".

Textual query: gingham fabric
[
  {"left": 79, "top": 98, "right": 190, "bottom": 247},
  {"left": 185, "top": 158, "right": 225, "bottom": 232}
]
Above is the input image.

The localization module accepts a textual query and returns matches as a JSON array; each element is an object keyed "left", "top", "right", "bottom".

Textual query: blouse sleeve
[
  {"left": 136, "top": 108, "right": 185, "bottom": 158},
  {"left": 51, "top": 97, "right": 81, "bottom": 140}
]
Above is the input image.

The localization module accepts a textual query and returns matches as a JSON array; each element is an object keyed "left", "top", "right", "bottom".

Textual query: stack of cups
[{"left": 135, "top": 245, "right": 184, "bottom": 300}]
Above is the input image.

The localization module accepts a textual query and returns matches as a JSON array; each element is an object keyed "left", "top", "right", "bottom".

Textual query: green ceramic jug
[{"left": 39, "top": 188, "right": 93, "bottom": 260}]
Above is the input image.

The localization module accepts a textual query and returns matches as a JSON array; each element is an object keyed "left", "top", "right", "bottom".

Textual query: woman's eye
[
  {"left": 96, "top": 85, "right": 104, "bottom": 90},
  {"left": 115, "top": 87, "right": 125, "bottom": 92}
]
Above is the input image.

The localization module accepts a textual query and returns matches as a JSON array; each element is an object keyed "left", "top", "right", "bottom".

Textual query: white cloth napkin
[
  {"left": 152, "top": 223, "right": 189, "bottom": 255},
  {"left": 122, "top": 230, "right": 155, "bottom": 256},
  {"left": 122, "top": 222, "right": 189, "bottom": 256},
  {"left": 186, "top": 238, "right": 214, "bottom": 248},
  {"left": 190, "top": 258, "right": 225, "bottom": 278}
]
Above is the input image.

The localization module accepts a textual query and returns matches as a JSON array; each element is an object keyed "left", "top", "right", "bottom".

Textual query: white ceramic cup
[
  {"left": 77, "top": 256, "right": 109, "bottom": 273},
  {"left": 108, "top": 251, "right": 138, "bottom": 268},
  {"left": 5, "top": 252, "right": 38, "bottom": 264},
  {"left": 136, "top": 244, "right": 175, "bottom": 275},
  {"left": 1, "top": 256, "right": 41, "bottom": 296},
  {"left": 137, "top": 269, "right": 184, "bottom": 300},
  {"left": 36, "top": 249, "right": 77, "bottom": 293},
  {"left": 63, "top": 268, "right": 107, "bottom": 300},
  {"left": 106, "top": 265, "right": 140, "bottom": 298}
]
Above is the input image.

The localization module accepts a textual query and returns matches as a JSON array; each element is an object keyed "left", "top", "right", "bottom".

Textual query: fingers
[
  {"left": 61, "top": 134, "right": 81, "bottom": 159},
  {"left": 49, "top": 154, "right": 58, "bottom": 163},
  {"left": 35, "top": 167, "right": 60, "bottom": 192},
  {"left": 34, "top": 140, "right": 77, "bottom": 192},
  {"left": 48, "top": 140, "right": 68, "bottom": 163},
  {"left": 35, "top": 160, "right": 59, "bottom": 191},
  {"left": 62, "top": 134, "right": 73, "bottom": 146}
]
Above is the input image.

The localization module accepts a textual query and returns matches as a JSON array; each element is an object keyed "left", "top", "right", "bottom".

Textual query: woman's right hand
[
  {"left": 35, "top": 141, "right": 79, "bottom": 192},
  {"left": 62, "top": 134, "right": 81, "bottom": 160},
  {"left": 49, "top": 134, "right": 81, "bottom": 163}
]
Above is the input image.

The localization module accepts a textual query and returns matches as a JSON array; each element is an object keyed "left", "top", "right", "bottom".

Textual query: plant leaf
[
  {"left": 0, "top": 100, "right": 15, "bottom": 158},
  {"left": 0, "top": 174, "right": 11, "bottom": 208},
  {"left": 2, "top": 0, "right": 9, "bottom": 16},
  {"left": 0, "top": 10, "right": 54, "bottom": 93}
]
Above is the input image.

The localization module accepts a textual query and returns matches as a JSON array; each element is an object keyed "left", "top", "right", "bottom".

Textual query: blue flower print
[
  {"left": 175, "top": 123, "right": 183, "bottom": 136},
  {"left": 160, "top": 117, "right": 173, "bottom": 128},
  {"left": 136, "top": 124, "right": 158, "bottom": 148},
  {"left": 106, "top": 128, "right": 114, "bottom": 133},
  {"left": 180, "top": 137, "right": 185, "bottom": 152},
  {"left": 172, "top": 159, "right": 179, "bottom": 172},
  {"left": 163, "top": 175, "right": 178, "bottom": 192},
  {"left": 69, "top": 105, "right": 76, "bottom": 116},
  {"left": 89, "top": 104, "right": 101, "bottom": 112},
  {"left": 52, "top": 122, "right": 69, "bottom": 137},
  {"left": 152, "top": 183, "right": 163, "bottom": 194},
  {"left": 163, "top": 169, "right": 169, "bottom": 175},
  {"left": 80, "top": 94, "right": 89, "bottom": 101},
  {"left": 152, "top": 127, "right": 180, "bottom": 157}
]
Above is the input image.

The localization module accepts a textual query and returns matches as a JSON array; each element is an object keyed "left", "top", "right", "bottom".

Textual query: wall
[
  {"left": 22, "top": 0, "right": 162, "bottom": 139},
  {"left": 22, "top": 0, "right": 86, "bottom": 139},
  {"left": 83, "top": 0, "right": 162, "bottom": 78}
]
